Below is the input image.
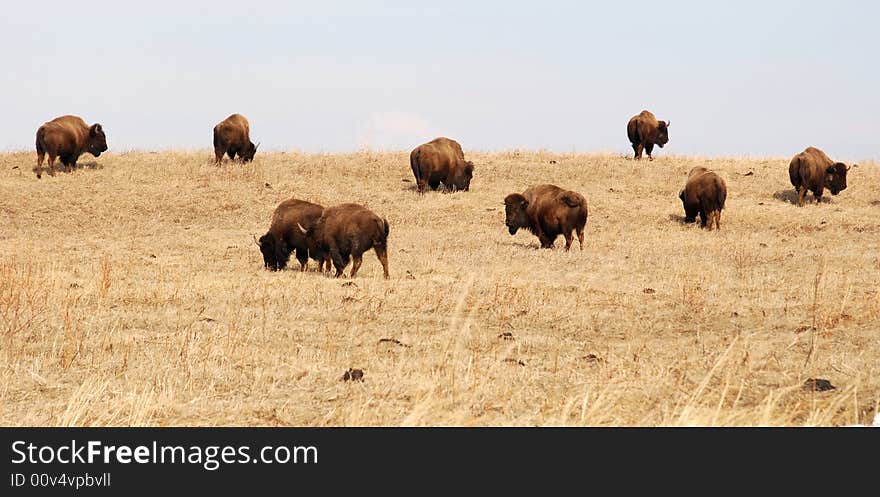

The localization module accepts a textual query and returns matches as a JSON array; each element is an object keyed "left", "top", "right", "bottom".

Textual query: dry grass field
[{"left": 1, "top": 149, "right": 879, "bottom": 426}]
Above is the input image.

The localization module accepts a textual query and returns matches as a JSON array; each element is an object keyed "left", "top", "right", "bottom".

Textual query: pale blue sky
[{"left": 2, "top": 1, "right": 877, "bottom": 160}]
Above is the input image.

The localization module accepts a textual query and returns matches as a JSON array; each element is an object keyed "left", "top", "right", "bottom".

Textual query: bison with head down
[
  {"left": 213, "top": 114, "right": 258, "bottom": 165},
  {"left": 627, "top": 110, "right": 669, "bottom": 161},
  {"left": 679, "top": 167, "right": 727, "bottom": 230},
  {"left": 34, "top": 115, "right": 108, "bottom": 179},
  {"left": 504, "top": 184, "right": 589, "bottom": 250},
  {"left": 301, "top": 203, "right": 390, "bottom": 279},
  {"left": 258, "top": 198, "right": 330, "bottom": 272},
  {"left": 410, "top": 137, "right": 474, "bottom": 193},
  {"left": 789, "top": 147, "right": 851, "bottom": 207}
]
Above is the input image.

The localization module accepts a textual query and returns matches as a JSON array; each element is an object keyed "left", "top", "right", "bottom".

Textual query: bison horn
[
  {"left": 666, "top": 120, "right": 671, "bottom": 127},
  {"left": 253, "top": 234, "right": 260, "bottom": 246},
  {"left": 297, "top": 223, "right": 307, "bottom": 234},
  {"left": 255, "top": 142, "right": 261, "bottom": 150}
]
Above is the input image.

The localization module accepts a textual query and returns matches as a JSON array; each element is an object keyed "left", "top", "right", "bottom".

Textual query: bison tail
[
  {"left": 716, "top": 178, "right": 727, "bottom": 210},
  {"left": 35, "top": 126, "right": 45, "bottom": 154},
  {"left": 410, "top": 149, "right": 421, "bottom": 182},
  {"left": 383, "top": 218, "right": 390, "bottom": 239}
]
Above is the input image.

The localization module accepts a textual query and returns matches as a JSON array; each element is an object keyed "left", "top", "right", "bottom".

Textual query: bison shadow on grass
[{"left": 773, "top": 189, "right": 830, "bottom": 205}]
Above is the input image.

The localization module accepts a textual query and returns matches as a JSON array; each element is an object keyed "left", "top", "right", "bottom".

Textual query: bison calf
[
  {"left": 679, "top": 167, "right": 727, "bottom": 230},
  {"left": 302, "top": 203, "right": 390, "bottom": 279},
  {"left": 258, "top": 198, "right": 330, "bottom": 272},
  {"left": 504, "top": 184, "right": 588, "bottom": 250},
  {"left": 789, "top": 147, "right": 851, "bottom": 207},
  {"left": 35, "top": 115, "right": 108, "bottom": 179},
  {"left": 213, "top": 114, "right": 258, "bottom": 165},
  {"left": 410, "top": 137, "right": 474, "bottom": 193},
  {"left": 627, "top": 110, "right": 669, "bottom": 161}
]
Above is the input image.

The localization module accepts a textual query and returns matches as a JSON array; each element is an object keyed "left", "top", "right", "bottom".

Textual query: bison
[
  {"left": 788, "top": 147, "right": 851, "bottom": 207},
  {"left": 213, "top": 114, "right": 258, "bottom": 164},
  {"left": 410, "top": 137, "right": 474, "bottom": 193},
  {"left": 300, "top": 203, "right": 390, "bottom": 279},
  {"left": 34, "top": 115, "right": 108, "bottom": 179},
  {"left": 627, "top": 110, "right": 669, "bottom": 161},
  {"left": 504, "top": 184, "right": 589, "bottom": 250},
  {"left": 257, "top": 198, "right": 330, "bottom": 272},
  {"left": 679, "top": 166, "right": 727, "bottom": 230}
]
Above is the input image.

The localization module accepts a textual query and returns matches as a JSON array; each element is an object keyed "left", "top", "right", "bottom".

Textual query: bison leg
[
  {"left": 563, "top": 231, "right": 574, "bottom": 251},
  {"left": 633, "top": 143, "right": 644, "bottom": 160},
  {"left": 416, "top": 179, "right": 428, "bottom": 194},
  {"left": 813, "top": 188, "right": 824, "bottom": 205},
  {"left": 645, "top": 143, "right": 654, "bottom": 161},
  {"left": 576, "top": 226, "right": 585, "bottom": 250},
  {"left": 296, "top": 249, "right": 309, "bottom": 271},
  {"left": 374, "top": 245, "right": 389, "bottom": 279},
  {"left": 35, "top": 151, "right": 45, "bottom": 179},
  {"left": 323, "top": 255, "right": 332, "bottom": 273},
  {"left": 797, "top": 186, "right": 808, "bottom": 207},
  {"left": 46, "top": 154, "right": 57, "bottom": 177},
  {"left": 698, "top": 210, "right": 708, "bottom": 228},
  {"left": 715, "top": 210, "right": 722, "bottom": 230},
  {"left": 350, "top": 254, "right": 363, "bottom": 278},
  {"left": 538, "top": 232, "right": 556, "bottom": 249},
  {"left": 330, "top": 247, "right": 349, "bottom": 278}
]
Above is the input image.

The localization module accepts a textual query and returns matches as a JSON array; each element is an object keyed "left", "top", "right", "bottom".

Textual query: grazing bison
[
  {"left": 410, "top": 137, "right": 474, "bottom": 193},
  {"left": 301, "top": 203, "right": 390, "bottom": 279},
  {"left": 258, "top": 198, "right": 330, "bottom": 272},
  {"left": 789, "top": 147, "right": 851, "bottom": 207},
  {"left": 504, "top": 184, "right": 589, "bottom": 250},
  {"left": 213, "top": 114, "right": 258, "bottom": 164},
  {"left": 679, "top": 166, "right": 727, "bottom": 230},
  {"left": 627, "top": 110, "right": 670, "bottom": 160},
  {"left": 34, "top": 115, "right": 108, "bottom": 179}
]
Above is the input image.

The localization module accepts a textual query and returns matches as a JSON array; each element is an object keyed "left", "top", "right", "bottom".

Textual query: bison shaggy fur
[
  {"left": 679, "top": 167, "right": 727, "bottom": 230},
  {"left": 627, "top": 110, "right": 669, "bottom": 161},
  {"left": 788, "top": 147, "right": 851, "bottom": 207},
  {"left": 213, "top": 114, "right": 257, "bottom": 164},
  {"left": 504, "top": 184, "right": 589, "bottom": 250},
  {"left": 258, "top": 198, "right": 330, "bottom": 272},
  {"left": 34, "top": 115, "right": 108, "bottom": 179},
  {"left": 410, "top": 137, "right": 474, "bottom": 193},
  {"left": 304, "top": 203, "right": 390, "bottom": 279}
]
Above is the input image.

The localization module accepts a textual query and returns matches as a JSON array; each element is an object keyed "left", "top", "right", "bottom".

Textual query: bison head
[
  {"left": 656, "top": 121, "right": 670, "bottom": 148},
  {"left": 240, "top": 141, "right": 258, "bottom": 162},
  {"left": 825, "top": 163, "right": 849, "bottom": 195},
  {"left": 258, "top": 233, "right": 291, "bottom": 271},
  {"left": 504, "top": 193, "right": 530, "bottom": 235},
  {"left": 88, "top": 123, "right": 108, "bottom": 157},
  {"left": 449, "top": 161, "right": 474, "bottom": 192}
]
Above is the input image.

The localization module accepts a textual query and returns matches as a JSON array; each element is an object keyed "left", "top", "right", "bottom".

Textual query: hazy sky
[{"left": 3, "top": 1, "right": 877, "bottom": 160}]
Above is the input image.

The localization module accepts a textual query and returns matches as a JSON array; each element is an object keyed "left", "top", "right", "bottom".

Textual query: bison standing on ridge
[
  {"left": 301, "top": 203, "right": 390, "bottom": 279},
  {"left": 789, "top": 147, "right": 851, "bottom": 207},
  {"left": 627, "top": 110, "right": 669, "bottom": 161},
  {"left": 213, "top": 114, "right": 258, "bottom": 165},
  {"left": 504, "top": 184, "right": 589, "bottom": 250},
  {"left": 258, "top": 198, "right": 330, "bottom": 272},
  {"left": 410, "top": 137, "right": 474, "bottom": 193},
  {"left": 679, "top": 166, "right": 727, "bottom": 230},
  {"left": 34, "top": 115, "right": 108, "bottom": 179}
]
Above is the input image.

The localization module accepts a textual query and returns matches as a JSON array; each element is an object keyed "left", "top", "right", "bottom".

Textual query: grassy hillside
[{"left": 1, "top": 150, "right": 878, "bottom": 426}]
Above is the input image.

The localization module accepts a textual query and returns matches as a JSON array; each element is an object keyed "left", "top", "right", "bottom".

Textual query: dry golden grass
[{"left": 1, "top": 149, "right": 879, "bottom": 426}]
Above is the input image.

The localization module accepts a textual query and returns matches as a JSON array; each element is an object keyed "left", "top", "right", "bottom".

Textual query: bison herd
[{"left": 30, "top": 110, "right": 858, "bottom": 278}]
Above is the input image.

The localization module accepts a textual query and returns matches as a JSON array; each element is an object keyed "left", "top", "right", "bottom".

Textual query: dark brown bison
[
  {"left": 213, "top": 114, "right": 258, "bottom": 164},
  {"left": 627, "top": 110, "right": 669, "bottom": 160},
  {"left": 34, "top": 115, "right": 108, "bottom": 179},
  {"left": 504, "top": 184, "right": 589, "bottom": 250},
  {"left": 679, "top": 166, "right": 727, "bottom": 230},
  {"left": 788, "top": 147, "right": 851, "bottom": 207},
  {"left": 410, "top": 137, "right": 474, "bottom": 193},
  {"left": 300, "top": 203, "right": 390, "bottom": 279},
  {"left": 257, "top": 198, "right": 330, "bottom": 272}
]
